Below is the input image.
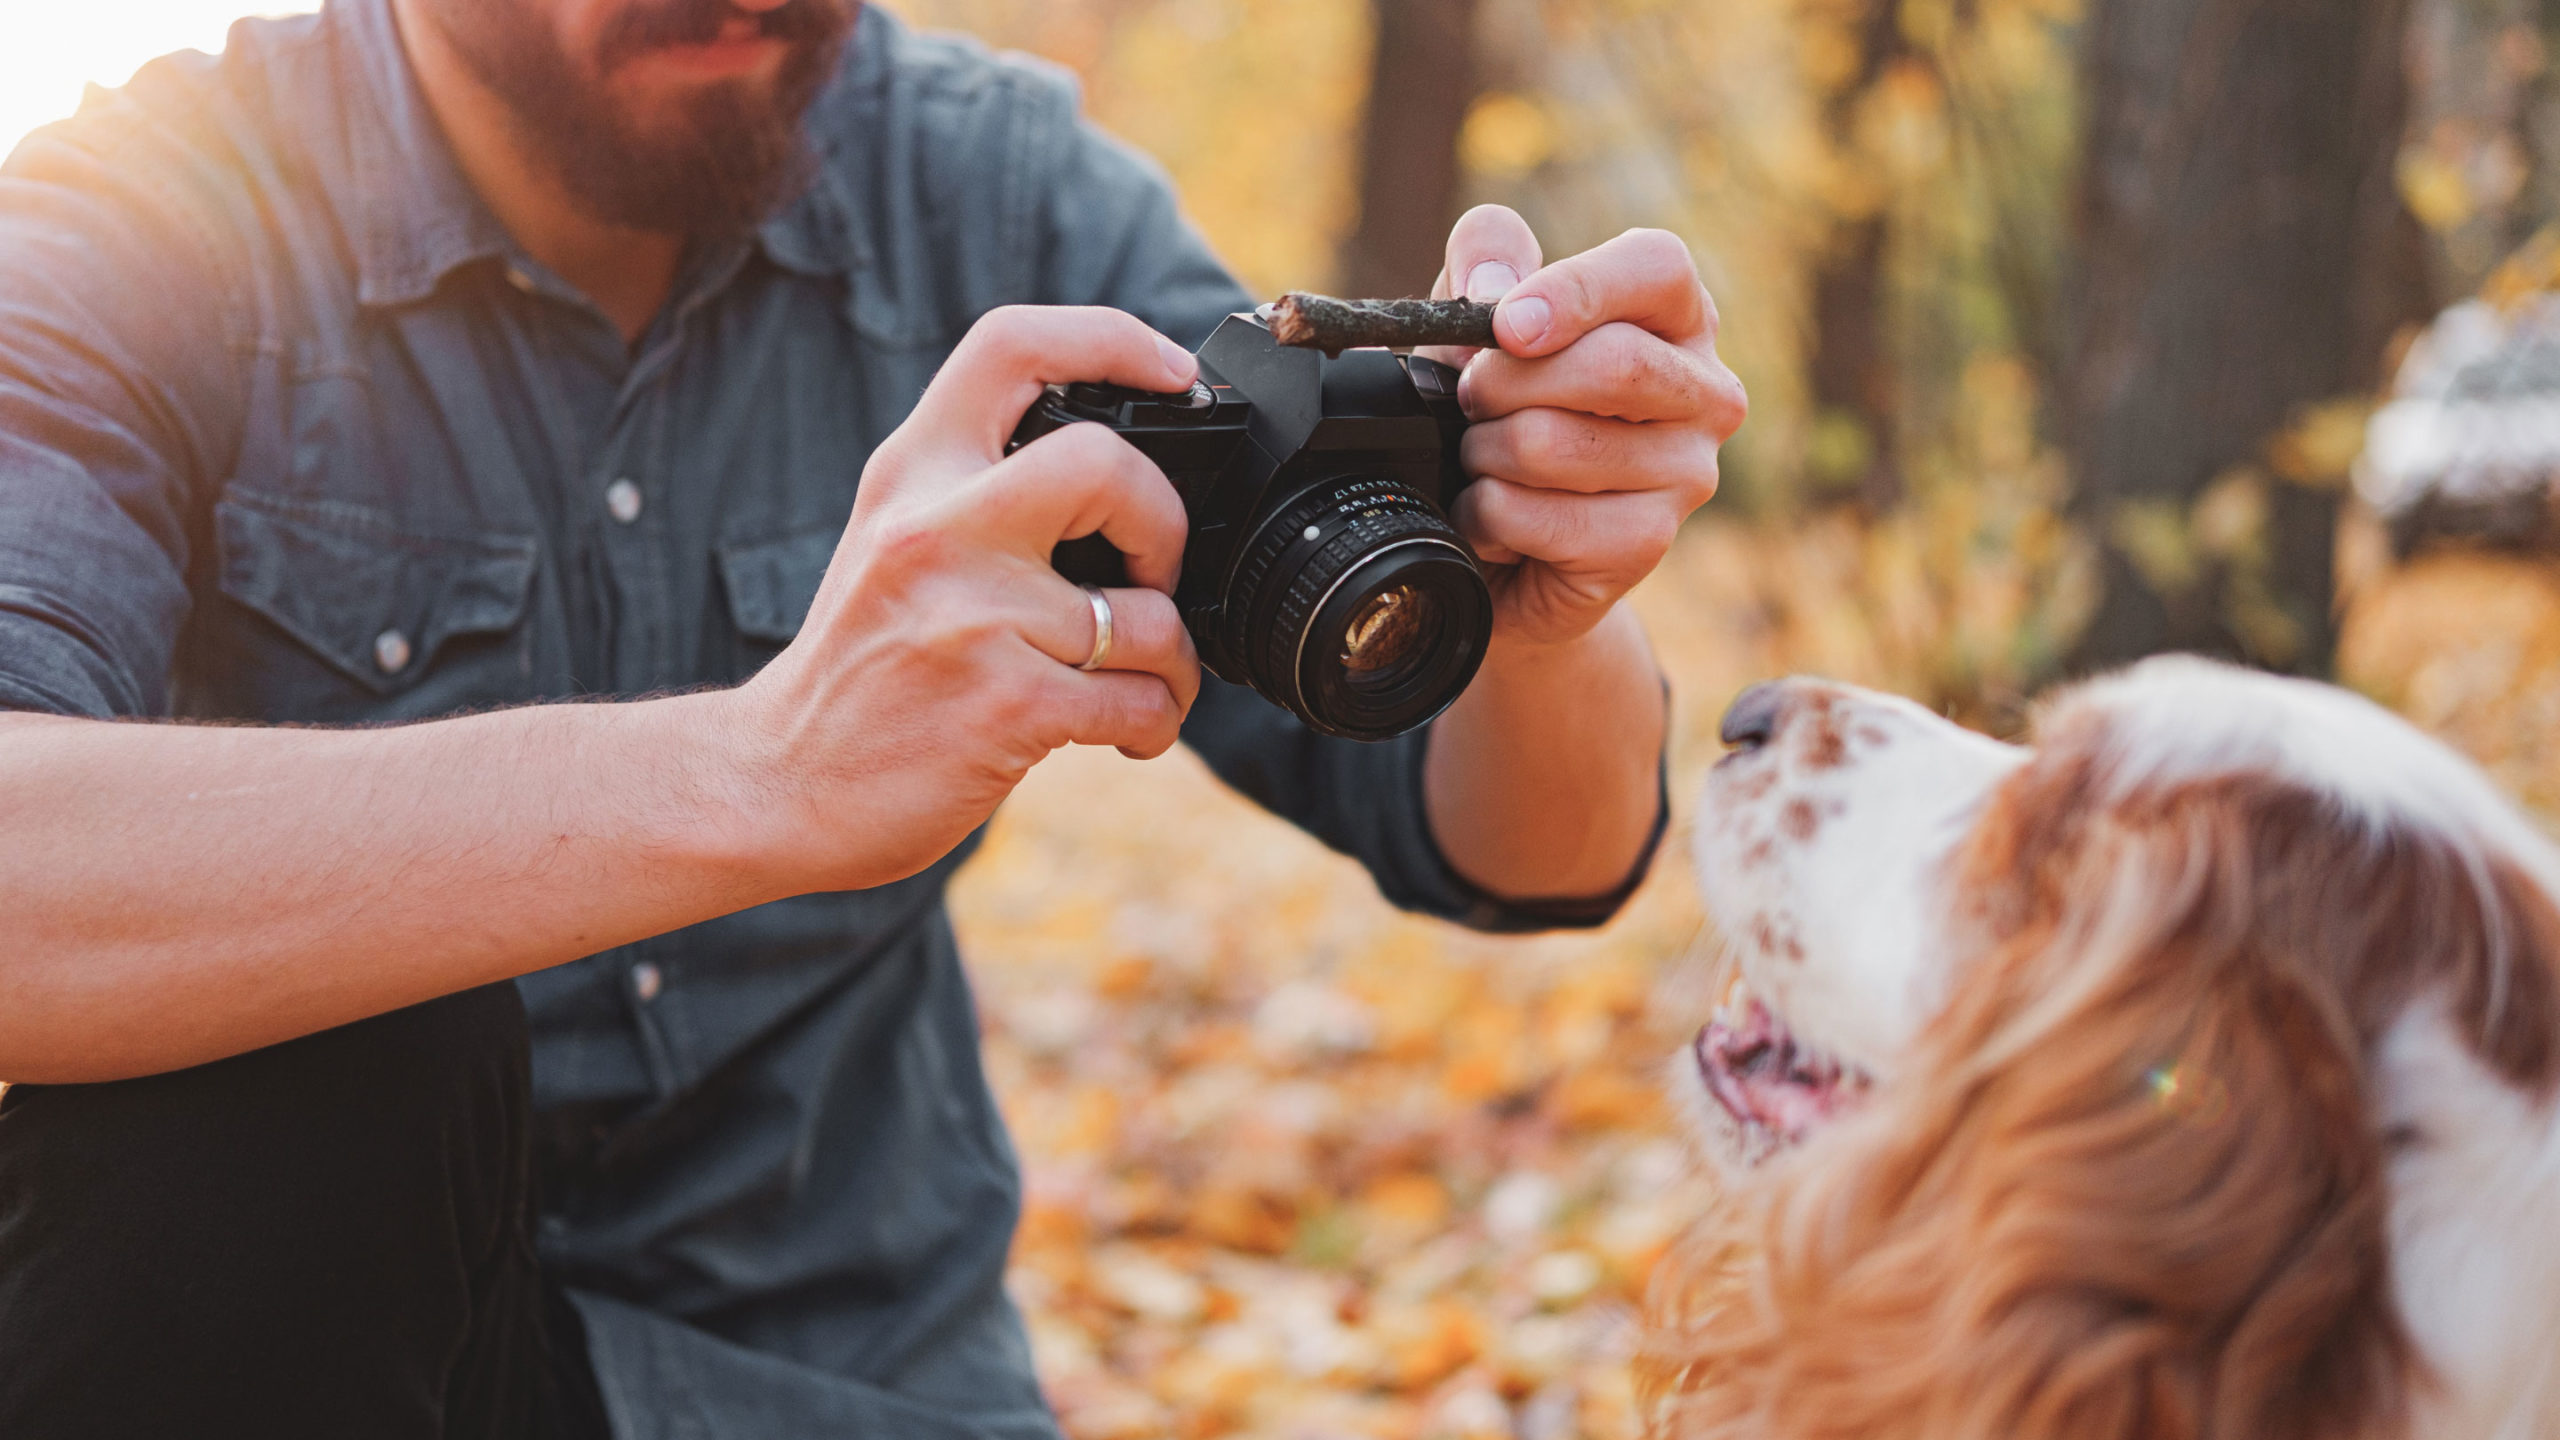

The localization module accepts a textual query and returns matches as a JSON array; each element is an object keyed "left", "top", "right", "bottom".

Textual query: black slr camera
[{"left": 1009, "top": 311, "right": 1490, "bottom": 742}]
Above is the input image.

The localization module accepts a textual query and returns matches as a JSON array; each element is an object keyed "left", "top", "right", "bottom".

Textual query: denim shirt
[{"left": 0, "top": 3, "right": 1648, "bottom": 1436}]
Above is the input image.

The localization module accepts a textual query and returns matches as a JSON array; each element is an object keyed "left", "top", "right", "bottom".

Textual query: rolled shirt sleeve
[
  {"left": 0, "top": 88, "right": 247, "bottom": 720},
  {"left": 1031, "top": 113, "right": 1666, "bottom": 932},
  {"left": 0, "top": 33, "right": 1668, "bottom": 927}
]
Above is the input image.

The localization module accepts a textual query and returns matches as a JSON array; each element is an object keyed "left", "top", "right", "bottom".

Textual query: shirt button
[
  {"left": 372, "top": 628, "right": 412, "bottom": 675},
  {"left": 605, "top": 478, "right": 643, "bottom": 524},
  {"left": 505, "top": 265, "right": 538, "bottom": 294},
  {"left": 632, "top": 961, "right": 664, "bottom": 1003}
]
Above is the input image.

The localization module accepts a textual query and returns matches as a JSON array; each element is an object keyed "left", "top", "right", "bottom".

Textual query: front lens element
[{"left": 1341, "top": 584, "right": 1439, "bottom": 680}]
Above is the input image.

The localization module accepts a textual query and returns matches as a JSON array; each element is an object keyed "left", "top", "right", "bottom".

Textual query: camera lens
[
  {"left": 1221, "top": 475, "right": 1492, "bottom": 740},
  {"left": 1341, "top": 584, "right": 1437, "bottom": 683}
]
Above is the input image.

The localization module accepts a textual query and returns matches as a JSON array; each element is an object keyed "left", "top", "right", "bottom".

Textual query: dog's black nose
[{"left": 1720, "top": 681, "right": 1789, "bottom": 750}]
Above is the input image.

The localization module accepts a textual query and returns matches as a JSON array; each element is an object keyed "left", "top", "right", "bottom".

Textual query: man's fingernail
[
  {"left": 1501, "top": 295, "right": 1553, "bottom": 348},
  {"left": 1156, "top": 335, "right": 1194, "bottom": 378},
  {"left": 1465, "top": 261, "right": 1521, "bottom": 302}
]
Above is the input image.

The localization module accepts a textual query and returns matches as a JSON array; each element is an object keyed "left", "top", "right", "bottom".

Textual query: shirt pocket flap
[
  {"left": 216, "top": 490, "right": 538, "bottom": 695},
  {"left": 717, "top": 525, "right": 839, "bottom": 643}
]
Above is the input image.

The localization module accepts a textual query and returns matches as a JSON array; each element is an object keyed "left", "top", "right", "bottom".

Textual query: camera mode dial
[{"left": 1043, "top": 379, "right": 1219, "bottom": 428}]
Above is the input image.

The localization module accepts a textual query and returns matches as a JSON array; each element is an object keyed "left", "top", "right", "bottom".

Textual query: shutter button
[
  {"left": 632, "top": 961, "right": 664, "bottom": 1003},
  {"left": 605, "top": 478, "right": 643, "bottom": 524},
  {"left": 373, "top": 628, "right": 412, "bottom": 675}
]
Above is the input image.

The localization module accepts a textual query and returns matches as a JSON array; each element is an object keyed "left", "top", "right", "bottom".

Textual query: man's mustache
[{"left": 596, "top": 0, "right": 854, "bottom": 71}]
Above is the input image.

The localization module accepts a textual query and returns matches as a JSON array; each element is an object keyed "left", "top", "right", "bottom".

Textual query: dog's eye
[{"left": 2380, "top": 1122, "right": 2425, "bottom": 1155}]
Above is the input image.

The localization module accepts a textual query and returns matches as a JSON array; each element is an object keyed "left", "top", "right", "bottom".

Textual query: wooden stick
[{"left": 1263, "top": 293, "right": 1497, "bottom": 355}]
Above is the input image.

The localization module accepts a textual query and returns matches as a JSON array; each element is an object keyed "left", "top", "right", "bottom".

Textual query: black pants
[{"left": 0, "top": 983, "right": 609, "bottom": 1440}]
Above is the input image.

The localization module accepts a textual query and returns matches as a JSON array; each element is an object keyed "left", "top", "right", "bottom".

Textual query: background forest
[{"left": 884, "top": 2, "right": 2560, "bottom": 1438}]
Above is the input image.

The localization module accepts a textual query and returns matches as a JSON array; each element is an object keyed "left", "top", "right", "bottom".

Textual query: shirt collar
[
  {"left": 748, "top": 5, "right": 886, "bottom": 282},
  {"left": 329, "top": 0, "right": 870, "bottom": 309},
  {"left": 754, "top": 156, "right": 863, "bottom": 281},
  {"left": 331, "top": 0, "right": 513, "bottom": 309}
]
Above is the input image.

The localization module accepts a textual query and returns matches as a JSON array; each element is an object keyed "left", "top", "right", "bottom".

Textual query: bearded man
[{"left": 0, "top": 2, "right": 1743, "bottom": 1436}]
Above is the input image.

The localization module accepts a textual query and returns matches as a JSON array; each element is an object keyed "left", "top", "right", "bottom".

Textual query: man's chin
[{"left": 434, "top": 0, "right": 850, "bottom": 237}]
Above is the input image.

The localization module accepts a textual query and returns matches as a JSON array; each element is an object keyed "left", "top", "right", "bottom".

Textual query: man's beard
[{"left": 425, "top": 0, "right": 856, "bottom": 238}]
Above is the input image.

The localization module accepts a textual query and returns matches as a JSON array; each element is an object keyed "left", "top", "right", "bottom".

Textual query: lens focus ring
[
  {"left": 1224, "top": 483, "right": 1444, "bottom": 692},
  {"left": 1261, "top": 508, "right": 1459, "bottom": 697},
  {"left": 1221, "top": 476, "right": 1491, "bottom": 739}
]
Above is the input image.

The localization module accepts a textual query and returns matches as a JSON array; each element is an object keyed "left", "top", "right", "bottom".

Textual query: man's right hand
[
  {"left": 721, "top": 305, "right": 1207, "bottom": 894},
  {"left": 0, "top": 306, "right": 1208, "bottom": 1082}
]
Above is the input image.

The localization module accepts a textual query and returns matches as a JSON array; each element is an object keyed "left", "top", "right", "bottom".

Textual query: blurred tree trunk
[
  {"left": 1340, "top": 0, "right": 1482, "bottom": 297},
  {"left": 1806, "top": 0, "right": 1913, "bottom": 511},
  {"left": 2062, "top": 0, "right": 2433, "bottom": 676}
]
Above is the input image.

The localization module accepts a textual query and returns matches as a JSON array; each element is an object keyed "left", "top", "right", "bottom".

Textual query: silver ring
[{"left": 1077, "top": 585, "right": 1115, "bottom": 672}]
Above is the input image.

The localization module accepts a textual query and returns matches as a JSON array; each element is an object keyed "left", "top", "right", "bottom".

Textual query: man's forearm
[
  {"left": 0, "top": 699, "right": 784, "bottom": 1083},
  {"left": 1422, "top": 603, "right": 1666, "bottom": 903},
  {"left": 0, "top": 306, "right": 1221, "bottom": 1086}
]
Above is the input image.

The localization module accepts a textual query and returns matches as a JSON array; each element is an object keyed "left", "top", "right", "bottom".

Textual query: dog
[{"left": 1649, "top": 656, "right": 2560, "bottom": 1440}]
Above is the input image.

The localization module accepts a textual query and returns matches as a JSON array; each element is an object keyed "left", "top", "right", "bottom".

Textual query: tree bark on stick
[
  {"left": 1340, "top": 0, "right": 1483, "bottom": 297},
  {"left": 1267, "top": 294, "right": 1495, "bottom": 353},
  {"left": 2062, "top": 0, "right": 2432, "bottom": 676}
]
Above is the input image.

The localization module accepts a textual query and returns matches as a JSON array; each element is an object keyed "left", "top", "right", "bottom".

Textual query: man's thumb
[{"left": 1439, "top": 204, "right": 1542, "bottom": 305}]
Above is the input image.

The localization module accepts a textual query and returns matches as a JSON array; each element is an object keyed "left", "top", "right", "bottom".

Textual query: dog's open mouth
[{"left": 1693, "top": 985, "right": 1871, "bottom": 1149}]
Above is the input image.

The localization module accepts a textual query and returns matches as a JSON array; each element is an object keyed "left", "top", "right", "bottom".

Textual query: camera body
[{"left": 1009, "top": 312, "right": 1492, "bottom": 741}]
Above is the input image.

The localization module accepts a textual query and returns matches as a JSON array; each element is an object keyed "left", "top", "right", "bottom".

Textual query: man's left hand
[{"left": 1417, "top": 205, "right": 1747, "bottom": 648}]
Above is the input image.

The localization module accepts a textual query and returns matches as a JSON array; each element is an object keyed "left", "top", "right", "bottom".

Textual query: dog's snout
[{"left": 1721, "top": 681, "right": 1791, "bottom": 750}]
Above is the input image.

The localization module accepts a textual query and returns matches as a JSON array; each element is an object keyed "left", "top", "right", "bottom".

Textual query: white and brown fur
[{"left": 1651, "top": 657, "right": 2560, "bottom": 1440}]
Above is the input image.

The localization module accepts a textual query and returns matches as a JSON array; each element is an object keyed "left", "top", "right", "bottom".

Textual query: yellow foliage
[
  {"left": 1459, "top": 93, "right": 1556, "bottom": 179},
  {"left": 1796, "top": 17, "right": 1867, "bottom": 93},
  {"left": 1191, "top": 1183, "right": 1300, "bottom": 1256},
  {"left": 2268, "top": 398, "right": 2375, "bottom": 487},
  {"left": 2109, "top": 496, "right": 2204, "bottom": 598},
  {"left": 2190, "top": 469, "right": 2270, "bottom": 563},
  {"left": 1380, "top": 1300, "right": 1488, "bottom": 1393},
  {"left": 1857, "top": 58, "right": 1951, "bottom": 179},
  {"left": 1548, "top": 1067, "right": 1661, "bottom": 1130},
  {"left": 2342, "top": 551, "right": 2560, "bottom": 816},
  {"left": 1360, "top": 1171, "right": 1453, "bottom": 1234},
  {"left": 884, "top": 0, "right": 1370, "bottom": 296},
  {"left": 2481, "top": 224, "right": 2560, "bottom": 310},
  {"left": 2402, "top": 142, "right": 2482, "bottom": 233}
]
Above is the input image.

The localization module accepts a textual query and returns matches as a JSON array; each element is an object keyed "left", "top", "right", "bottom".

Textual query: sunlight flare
[{"left": 0, "top": 3, "right": 315, "bottom": 159}]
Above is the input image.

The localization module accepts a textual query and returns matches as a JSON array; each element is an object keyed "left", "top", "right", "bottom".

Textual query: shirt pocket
[
  {"left": 715, "top": 523, "right": 839, "bottom": 673},
  {"left": 210, "top": 487, "right": 541, "bottom": 722}
]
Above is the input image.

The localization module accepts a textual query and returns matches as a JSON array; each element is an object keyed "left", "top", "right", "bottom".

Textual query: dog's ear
[{"left": 1642, "top": 771, "right": 2424, "bottom": 1440}]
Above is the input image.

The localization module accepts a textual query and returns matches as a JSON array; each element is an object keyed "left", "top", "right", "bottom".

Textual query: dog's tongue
[{"left": 1695, "top": 1000, "right": 1860, "bottom": 1145}]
